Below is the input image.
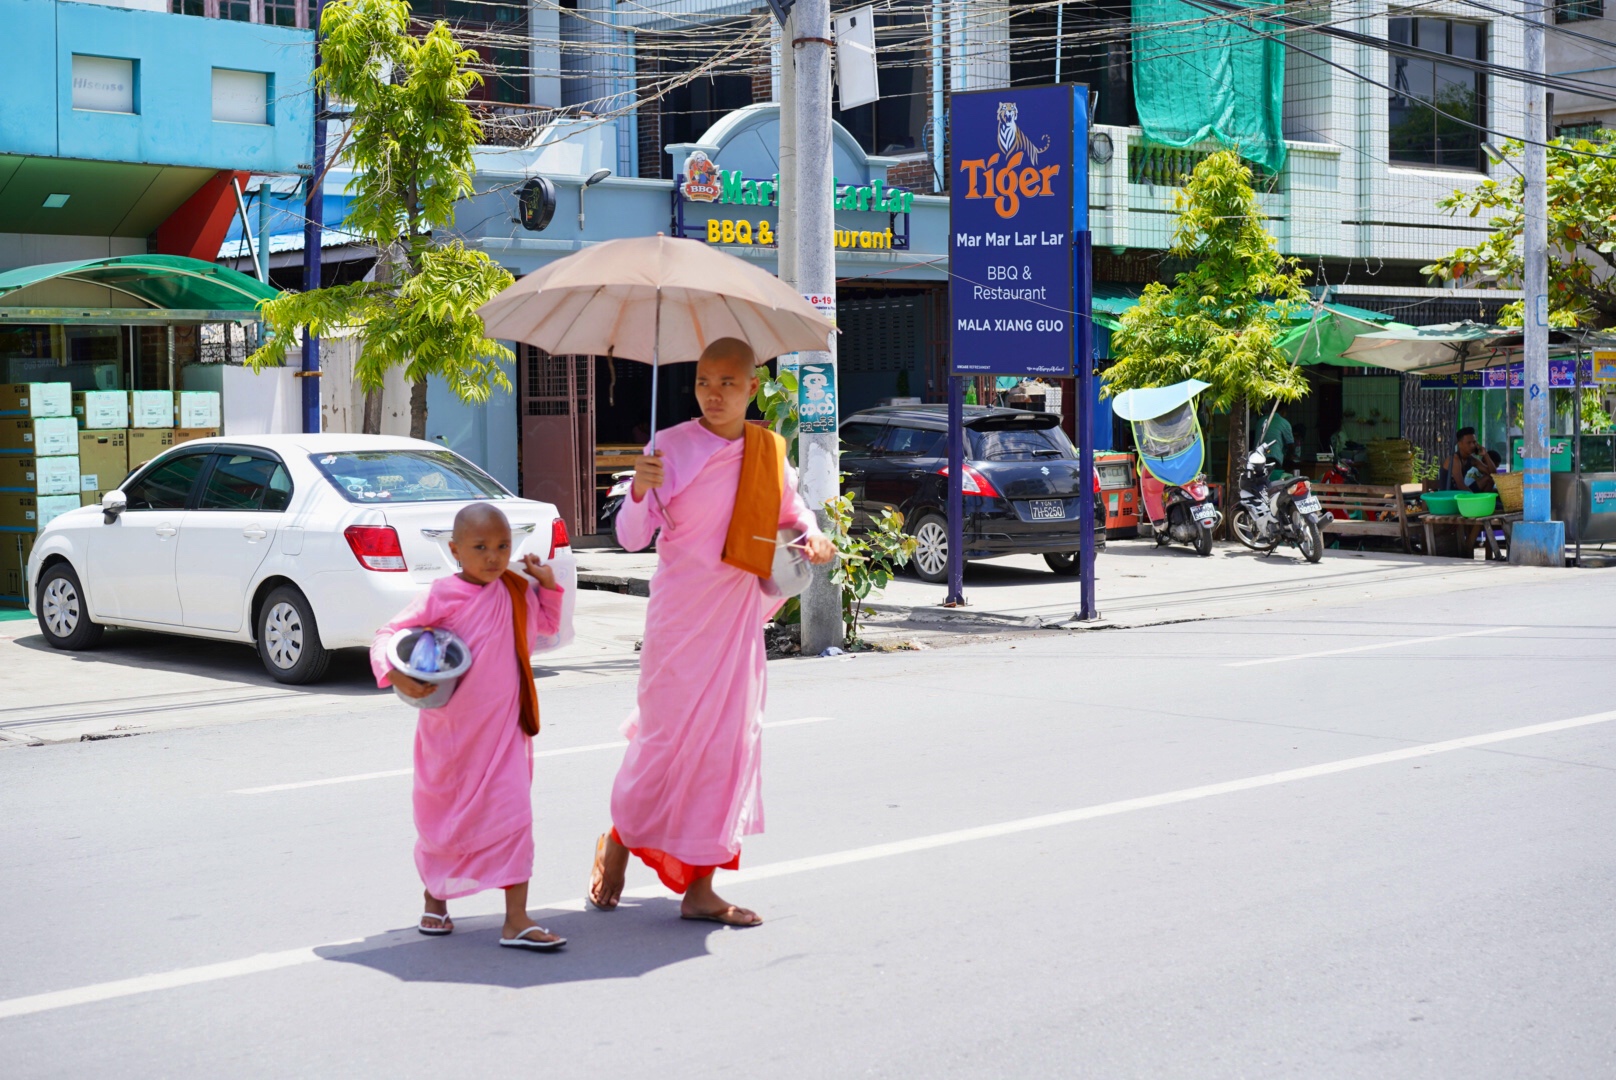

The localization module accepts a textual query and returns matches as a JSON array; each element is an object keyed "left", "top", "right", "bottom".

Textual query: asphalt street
[{"left": 2, "top": 571, "right": 1613, "bottom": 1078}]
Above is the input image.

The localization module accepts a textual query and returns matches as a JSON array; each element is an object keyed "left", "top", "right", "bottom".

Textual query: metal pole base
[{"left": 1508, "top": 520, "right": 1566, "bottom": 567}]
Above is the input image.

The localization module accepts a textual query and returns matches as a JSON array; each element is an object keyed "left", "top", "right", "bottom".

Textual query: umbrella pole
[{"left": 649, "top": 291, "right": 662, "bottom": 453}]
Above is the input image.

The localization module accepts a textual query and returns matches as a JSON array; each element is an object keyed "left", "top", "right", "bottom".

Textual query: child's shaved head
[{"left": 453, "top": 501, "right": 510, "bottom": 541}]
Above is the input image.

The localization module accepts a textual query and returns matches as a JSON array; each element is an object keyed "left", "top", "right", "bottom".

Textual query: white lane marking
[
  {"left": 10, "top": 708, "right": 1614, "bottom": 1021},
  {"left": 229, "top": 718, "right": 838, "bottom": 795},
  {"left": 1225, "top": 625, "right": 1522, "bottom": 668}
]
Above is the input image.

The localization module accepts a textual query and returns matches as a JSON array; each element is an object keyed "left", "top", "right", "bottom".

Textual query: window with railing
[
  {"left": 1557, "top": 120, "right": 1605, "bottom": 141},
  {"left": 1388, "top": 17, "right": 1487, "bottom": 172},
  {"left": 170, "top": 0, "right": 308, "bottom": 27},
  {"left": 1556, "top": 0, "right": 1603, "bottom": 22},
  {"left": 1127, "top": 143, "right": 1277, "bottom": 190}
]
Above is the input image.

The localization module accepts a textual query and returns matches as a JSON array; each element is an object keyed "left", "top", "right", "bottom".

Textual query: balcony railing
[{"left": 1126, "top": 141, "right": 1278, "bottom": 191}]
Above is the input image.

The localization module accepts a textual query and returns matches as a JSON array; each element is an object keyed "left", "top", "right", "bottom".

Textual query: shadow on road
[
  {"left": 7, "top": 627, "right": 379, "bottom": 696},
  {"left": 321, "top": 899, "right": 718, "bottom": 987}
]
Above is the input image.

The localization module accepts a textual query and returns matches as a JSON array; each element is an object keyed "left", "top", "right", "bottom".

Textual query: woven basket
[{"left": 1494, "top": 470, "right": 1524, "bottom": 513}]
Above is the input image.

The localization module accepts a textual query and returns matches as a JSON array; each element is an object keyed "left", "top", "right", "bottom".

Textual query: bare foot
[
  {"left": 680, "top": 875, "right": 761, "bottom": 927},
  {"left": 588, "top": 832, "right": 629, "bottom": 910}
]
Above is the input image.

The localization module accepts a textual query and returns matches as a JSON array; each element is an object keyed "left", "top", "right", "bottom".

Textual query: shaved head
[
  {"left": 697, "top": 337, "right": 757, "bottom": 377},
  {"left": 453, "top": 501, "right": 510, "bottom": 541}
]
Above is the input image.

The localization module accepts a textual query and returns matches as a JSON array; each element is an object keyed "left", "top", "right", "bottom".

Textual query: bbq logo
[
  {"left": 682, "top": 151, "right": 721, "bottom": 203},
  {"left": 960, "top": 103, "right": 1062, "bottom": 220}
]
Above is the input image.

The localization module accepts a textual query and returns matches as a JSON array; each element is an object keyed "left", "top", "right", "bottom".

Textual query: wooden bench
[{"left": 1316, "top": 483, "right": 1423, "bottom": 553}]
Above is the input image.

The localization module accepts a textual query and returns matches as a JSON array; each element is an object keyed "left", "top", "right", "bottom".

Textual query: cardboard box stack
[
  {"left": 0, "top": 383, "right": 79, "bottom": 602},
  {"left": 175, "top": 390, "right": 221, "bottom": 447},
  {"left": 74, "top": 392, "right": 132, "bottom": 506}
]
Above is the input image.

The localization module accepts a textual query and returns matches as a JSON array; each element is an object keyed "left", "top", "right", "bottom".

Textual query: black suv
[{"left": 839, "top": 405, "right": 1105, "bottom": 583}]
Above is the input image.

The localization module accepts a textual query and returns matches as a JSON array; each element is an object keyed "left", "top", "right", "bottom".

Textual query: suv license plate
[
  {"left": 1029, "top": 499, "right": 1066, "bottom": 520},
  {"left": 1295, "top": 495, "right": 1321, "bottom": 514}
]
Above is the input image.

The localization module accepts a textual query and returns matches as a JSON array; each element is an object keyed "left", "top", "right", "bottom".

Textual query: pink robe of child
[
  {"left": 370, "top": 574, "right": 564, "bottom": 900},
  {"left": 612, "top": 419, "right": 820, "bottom": 891}
]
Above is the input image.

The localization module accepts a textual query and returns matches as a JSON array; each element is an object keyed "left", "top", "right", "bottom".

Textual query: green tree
[
  {"left": 248, "top": 0, "right": 513, "bottom": 438},
  {"left": 1105, "top": 150, "right": 1311, "bottom": 496},
  {"left": 1424, "top": 133, "right": 1616, "bottom": 432}
]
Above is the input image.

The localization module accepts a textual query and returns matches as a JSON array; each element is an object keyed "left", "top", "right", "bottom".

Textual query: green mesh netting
[{"left": 1132, "top": 0, "right": 1287, "bottom": 174}]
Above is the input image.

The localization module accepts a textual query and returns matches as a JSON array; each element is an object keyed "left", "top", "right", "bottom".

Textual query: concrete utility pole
[
  {"left": 793, "top": 0, "right": 843, "bottom": 653},
  {"left": 1512, "top": 0, "right": 1565, "bottom": 565},
  {"left": 778, "top": 9, "right": 796, "bottom": 288}
]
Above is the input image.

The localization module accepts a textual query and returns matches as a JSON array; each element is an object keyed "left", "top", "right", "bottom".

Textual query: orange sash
[
  {"left": 721, "top": 424, "right": 786, "bottom": 579},
  {"left": 500, "top": 570, "right": 541, "bottom": 737}
]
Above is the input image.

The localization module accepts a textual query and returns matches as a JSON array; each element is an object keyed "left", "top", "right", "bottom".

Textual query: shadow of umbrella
[{"left": 319, "top": 899, "right": 722, "bottom": 989}]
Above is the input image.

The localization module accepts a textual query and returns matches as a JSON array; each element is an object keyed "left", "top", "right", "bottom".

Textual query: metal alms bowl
[
  {"left": 385, "top": 627, "right": 474, "bottom": 709},
  {"left": 763, "top": 528, "right": 813, "bottom": 599}
]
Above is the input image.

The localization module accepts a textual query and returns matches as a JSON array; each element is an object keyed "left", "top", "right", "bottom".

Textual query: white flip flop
[
  {"left": 499, "top": 925, "right": 566, "bottom": 951},
  {"left": 418, "top": 912, "right": 453, "bottom": 936}
]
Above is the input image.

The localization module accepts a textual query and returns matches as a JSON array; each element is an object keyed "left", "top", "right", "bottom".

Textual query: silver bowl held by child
[
  {"left": 385, "top": 627, "right": 474, "bottom": 709},
  {"left": 762, "top": 528, "right": 813, "bottom": 599}
]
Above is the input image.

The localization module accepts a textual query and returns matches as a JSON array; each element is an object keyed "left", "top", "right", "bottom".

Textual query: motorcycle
[
  {"left": 598, "top": 469, "right": 635, "bottom": 531},
  {"left": 1229, "top": 441, "right": 1328, "bottom": 563},
  {"left": 1112, "top": 378, "right": 1220, "bottom": 557}
]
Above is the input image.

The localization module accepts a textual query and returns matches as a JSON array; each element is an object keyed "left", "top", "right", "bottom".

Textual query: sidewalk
[{"left": 577, "top": 539, "right": 1569, "bottom": 645}]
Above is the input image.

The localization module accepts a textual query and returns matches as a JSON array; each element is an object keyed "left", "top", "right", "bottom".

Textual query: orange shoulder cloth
[
  {"left": 721, "top": 423, "right": 786, "bottom": 579},
  {"left": 499, "top": 570, "right": 541, "bottom": 737}
]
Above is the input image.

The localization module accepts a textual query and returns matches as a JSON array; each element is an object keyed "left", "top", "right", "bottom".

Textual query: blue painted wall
[{"left": 0, "top": 0, "right": 313, "bottom": 175}]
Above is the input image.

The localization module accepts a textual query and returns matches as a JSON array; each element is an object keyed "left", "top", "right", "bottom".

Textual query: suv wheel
[
  {"left": 909, "top": 512, "right": 950, "bottom": 584},
  {"left": 36, "top": 562, "right": 104, "bottom": 650},
  {"left": 256, "top": 585, "right": 331, "bottom": 684}
]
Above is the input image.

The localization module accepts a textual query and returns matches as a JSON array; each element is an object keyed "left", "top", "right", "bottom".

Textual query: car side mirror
[{"left": 102, "top": 490, "right": 126, "bottom": 523}]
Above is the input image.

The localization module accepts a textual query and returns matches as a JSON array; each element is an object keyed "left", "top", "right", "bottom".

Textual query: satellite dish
[{"left": 517, "top": 176, "right": 557, "bottom": 232}]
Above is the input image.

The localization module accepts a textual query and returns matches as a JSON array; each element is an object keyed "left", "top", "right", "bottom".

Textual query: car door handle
[
  {"left": 243, "top": 526, "right": 268, "bottom": 541},
  {"left": 155, "top": 524, "right": 178, "bottom": 538}
]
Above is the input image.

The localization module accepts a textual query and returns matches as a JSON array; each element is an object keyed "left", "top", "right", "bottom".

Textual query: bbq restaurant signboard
[{"left": 949, "top": 85, "right": 1084, "bottom": 377}]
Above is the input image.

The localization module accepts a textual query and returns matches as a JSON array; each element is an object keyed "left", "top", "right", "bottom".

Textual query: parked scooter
[
  {"left": 598, "top": 469, "right": 634, "bottom": 531},
  {"left": 1230, "top": 441, "right": 1328, "bottom": 562},
  {"left": 1112, "top": 378, "right": 1220, "bottom": 557}
]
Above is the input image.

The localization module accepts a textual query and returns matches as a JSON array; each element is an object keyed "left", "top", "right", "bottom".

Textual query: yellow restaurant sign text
[{"left": 705, "top": 218, "right": 896, "bottom": 250}]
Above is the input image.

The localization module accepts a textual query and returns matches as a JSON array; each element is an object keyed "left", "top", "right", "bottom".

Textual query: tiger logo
[{"left": 997, "top": 102, "right": 1051, "bottom": 166}]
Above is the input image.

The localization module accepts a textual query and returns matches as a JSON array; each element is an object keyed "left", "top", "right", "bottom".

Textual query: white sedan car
[{"left": 26, "top": 434, "right": 577, "bottom": 684}]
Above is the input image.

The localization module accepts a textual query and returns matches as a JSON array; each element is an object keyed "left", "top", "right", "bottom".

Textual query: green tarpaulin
[{"left": 1132, "top": 0, "right": 1288, "bottom": 174}]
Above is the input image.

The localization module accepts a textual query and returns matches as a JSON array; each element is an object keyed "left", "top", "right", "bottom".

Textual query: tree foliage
[
  {"left": 1105, "top": 150, "right": 1311, "bottom": 411},
  {"left": 1423, "top": 134, "right": 1616, "bottom": 327},
  {"left": 248, "top": 0, "right": 513, "bottom": 437}
]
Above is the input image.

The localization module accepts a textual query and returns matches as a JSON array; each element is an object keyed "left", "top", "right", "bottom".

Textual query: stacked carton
[
  {"left": 75, "top": 391, "right": 132, "bottom": 507},
  {"left": 0, "top": 383, "right": 79, "bottom": 602}
]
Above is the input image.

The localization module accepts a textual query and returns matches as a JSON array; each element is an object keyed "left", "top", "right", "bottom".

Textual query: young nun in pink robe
[
  {"left": 371, "top": 502, "right": 568, "bottom": 951},
  {"left": 588, "top": 338, "right": 835, "bottom": 927}
]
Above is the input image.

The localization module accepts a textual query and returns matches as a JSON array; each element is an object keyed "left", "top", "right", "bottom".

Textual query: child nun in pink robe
[
  {"left": 371, "top": 502, "right": 568, "bottom": 950},
  {"left": 588, "top": 339, "right": 835, "bottom": 927}
]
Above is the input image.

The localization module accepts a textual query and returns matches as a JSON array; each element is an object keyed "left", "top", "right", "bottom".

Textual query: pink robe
[
  {"left": 612, "top": 420, "right": 820, "bottom": 890},
  {"left": 370, "top": 574, "right": 565, "bottom": 900}
]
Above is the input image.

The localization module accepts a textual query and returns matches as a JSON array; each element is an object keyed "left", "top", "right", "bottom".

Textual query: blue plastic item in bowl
[
  {"left": 385, "top": 627, "right": 474, "bottom": 709},
  {"left": 1454, "top": 492, "right": 1499, "bottom": 518}
]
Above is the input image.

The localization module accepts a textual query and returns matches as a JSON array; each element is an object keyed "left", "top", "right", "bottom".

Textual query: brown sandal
[{"left": 587, "top": 833, "right": 618, "bottom": 910}]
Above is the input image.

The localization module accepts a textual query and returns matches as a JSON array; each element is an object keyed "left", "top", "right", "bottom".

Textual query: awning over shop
[
  {"left": 0, "top": 254, "right": 276, "bottom": 318},
  {"left": 1339, "top": 321, "right": 1589, "bottom": 374}
]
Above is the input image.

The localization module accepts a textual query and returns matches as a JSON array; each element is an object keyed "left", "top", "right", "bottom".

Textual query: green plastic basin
[
  {"left": 1455, "top": 492, "right": 1499, "bottom": 518},
  {"left": 1422, "top": 492, "right": 1461, "bottom": 515}
]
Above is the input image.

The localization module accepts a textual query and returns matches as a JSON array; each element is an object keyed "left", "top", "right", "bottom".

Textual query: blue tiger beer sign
[{"left": 950, "top": 85, "right": 1086, "bottom": 377}]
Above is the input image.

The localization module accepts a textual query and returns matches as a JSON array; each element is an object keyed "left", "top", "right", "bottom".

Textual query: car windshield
[
  {"left": 969, "top": 425, "right": 1073, "bottom": 461},
  {"left": 310, "top": 449, "right": 510, "bottom": 503}
]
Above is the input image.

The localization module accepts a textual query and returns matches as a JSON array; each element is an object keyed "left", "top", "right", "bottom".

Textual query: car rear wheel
[
  {"left": 1043, "top": 551, "right": 1083, "bottom": 576},
  {"left": 36, "top": 562, "right": 104, "bottom": 650},
  {"left": 909, "top": 513, "right": 950, "bottom": 584},
  {"left": 257, "top": 585, "right": 331, "bottom": 684}
]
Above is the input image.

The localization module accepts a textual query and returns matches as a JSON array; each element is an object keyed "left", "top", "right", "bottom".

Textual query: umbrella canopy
[
  {"left": 1339, "top": 320, "right": 1519, "bottom": 373},
  {"left": 1111, "top": 378, "right": 1212, "bottom": 422},
  {"left": 475, "top": 234, "right": 835, "bottom": 364},
  {"left": 1276, "top": 307, "right": 1408, "bottom": 368}
]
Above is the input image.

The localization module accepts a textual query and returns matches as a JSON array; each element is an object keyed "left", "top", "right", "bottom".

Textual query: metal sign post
[{"left": 946, "top": 83, "right": 1090, "bottom": 614}]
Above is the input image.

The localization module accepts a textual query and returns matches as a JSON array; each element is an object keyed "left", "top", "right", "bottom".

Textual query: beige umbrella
[{"left": 477, "top": 233, "right": 834, "bottom": 448}]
